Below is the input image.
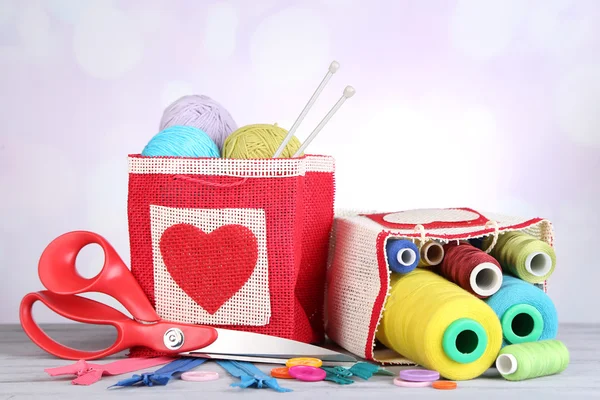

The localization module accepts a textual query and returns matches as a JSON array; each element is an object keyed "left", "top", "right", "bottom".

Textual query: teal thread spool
[
  {"left": 485, "top": 275, "right": 558, "bottom": 347},
  {"left": 496, "top": 340, "right": 569, "bottom": 381},
  {"left": 484, "top": 232, "right": 556, "bottom": 284}
]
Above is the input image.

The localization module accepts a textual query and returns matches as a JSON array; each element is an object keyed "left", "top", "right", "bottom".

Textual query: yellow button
[{"left": 285, "top": 357, "right": 323, "bottom": 368}]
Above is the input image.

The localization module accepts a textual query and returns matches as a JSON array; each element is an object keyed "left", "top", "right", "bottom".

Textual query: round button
[
  {"left": 288, "top": 365, "right": 326, "bottom": 382},
  {"left": 181, "top": 371, "right": 219, "bottom": 382},
  {"left": 285, "top": 357, "right": 322, "bottom": 368},
  {"left": 399, "top": 369, "right": 440, "bottom": 382},
  {"left": 432, "top": 381, "right": 457, "bottom": 390},
  {"left": 393, "top": 378, "right": 432, "bottom": 388},
  {"left": 271, "top": 367, "right": 294, "bottom": 379}
]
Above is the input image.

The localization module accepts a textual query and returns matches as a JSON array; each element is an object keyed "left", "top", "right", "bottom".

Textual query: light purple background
[{"left": 1, "top": 0, "right": 599, "bottom": 324}]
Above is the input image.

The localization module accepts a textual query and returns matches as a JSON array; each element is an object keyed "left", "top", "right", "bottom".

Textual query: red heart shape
[{"left": 159, "top": 223, "right": 259, "bottom": 314}]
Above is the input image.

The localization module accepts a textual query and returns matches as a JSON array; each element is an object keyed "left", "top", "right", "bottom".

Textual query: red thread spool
[{"left": 439, "top": 243, "right": 503, "bottom": 298}]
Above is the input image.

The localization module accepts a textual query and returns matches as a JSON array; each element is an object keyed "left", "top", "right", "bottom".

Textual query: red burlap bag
[{"left": 126, "top": 154, "right": 334, "bottom": 356}]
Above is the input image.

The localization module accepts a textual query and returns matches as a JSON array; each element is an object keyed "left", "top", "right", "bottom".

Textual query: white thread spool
[
  {"left": 397, "top": 247, "right": 417, "bottom": 267},
  {"left": 496, "top": 353, "right": 518, "bottom": 375},
  {"left": 470, "top": 263, "right": 503, "bottom": 297},
  {"left": 525, "top": 252, "right": 553, "bottom": 277}
]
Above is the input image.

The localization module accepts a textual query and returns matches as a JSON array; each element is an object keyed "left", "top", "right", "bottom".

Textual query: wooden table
[{"left": 1, "top": 324, "right": 598, "bottom": 399}]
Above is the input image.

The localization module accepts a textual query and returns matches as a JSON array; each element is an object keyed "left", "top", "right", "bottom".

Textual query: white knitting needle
[
  {"left": 293, "top": 85, "right": 355, "bottom": 157},
  {"left": 273, "top": 61, "right": 340, "bottom": 158}
]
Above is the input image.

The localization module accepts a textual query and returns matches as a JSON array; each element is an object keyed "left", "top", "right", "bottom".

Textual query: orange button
[
  {"left": 271, "top": 367, "right": 294, "bottom": 379},
  {"left": 432, "top": 381, "right": 457, "bottom": 390},
  {"left": 285, "top": 357, "right": 323, "bottom": 368}
]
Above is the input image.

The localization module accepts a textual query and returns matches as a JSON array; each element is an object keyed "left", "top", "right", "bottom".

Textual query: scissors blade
[
  {"left": 179, "top": 328, "right": 356, "bottom": 364},
  {"left": 187, "top": 353, "right": 355, "bottom": 367}
]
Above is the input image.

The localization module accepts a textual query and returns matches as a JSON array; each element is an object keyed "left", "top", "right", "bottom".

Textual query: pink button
[
  {"left": 288, "top": 365, "right": 326, "bottom": 382},
  {"left": 180, "top": 371, "right": 220, "bottom": 382},
  {"left": 399, "top": 369, "right": 440, "bottom": 382},
  {"left": 393, "top": 377, "right": 432, "bottom": 388}
]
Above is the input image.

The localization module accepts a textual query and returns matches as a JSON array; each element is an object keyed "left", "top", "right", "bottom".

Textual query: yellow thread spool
[{"left": 376, "top": 269, "right": 502, "bottom": 380}]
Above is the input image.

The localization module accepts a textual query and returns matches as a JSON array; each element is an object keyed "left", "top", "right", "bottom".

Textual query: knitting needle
[
  {"left": 293, "top": 85, "right": 355, "bottom": 157},
  {"left": 272, "top": 61, "right": 340, "bottom": 158}
]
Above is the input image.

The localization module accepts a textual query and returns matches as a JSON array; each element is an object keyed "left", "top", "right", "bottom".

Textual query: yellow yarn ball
[
  {"left": 222, "top": 124, "right": 302, "bottom": 159},
  {"left": 376, "top": 269, "right": 502, "bottom": 381}
]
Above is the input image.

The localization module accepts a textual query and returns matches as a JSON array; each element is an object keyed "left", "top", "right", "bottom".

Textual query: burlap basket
[
  {"left": 325, "top": 207, "right": 553, "bottom": 364},
  {"left": 126, "top": 154, "right": 335, "bottom": 355}
]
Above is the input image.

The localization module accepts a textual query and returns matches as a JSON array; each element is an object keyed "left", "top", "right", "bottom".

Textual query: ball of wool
[
  {"left": 222, "top": 124, "right": 302, "bottom": 159},
  {"left": 142, "top": 125, "right": 220, "bottom": 158},
  {"left": 159, "top": 94, "right": 237, "bottom": 151}
]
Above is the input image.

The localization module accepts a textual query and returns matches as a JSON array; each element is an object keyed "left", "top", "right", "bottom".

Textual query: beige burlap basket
[{"left": 324, "top": 207, "right": 553, "bottom": 364}]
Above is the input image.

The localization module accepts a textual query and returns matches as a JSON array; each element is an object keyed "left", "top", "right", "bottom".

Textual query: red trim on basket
[
  {"left": 364, "top": 231, "right": 393, "bottom": 361},
  {"left": 128, "top": 153, "right": 318, "bottom": 161},
  {"left": 369, "top": 218, "right": 546, "bottom": 240},
  {"left": 363, "top": 208, "right": 489, "bottom": 230},
  {"left": 362, "top": 216, "right": 547, "bottom": 362}
]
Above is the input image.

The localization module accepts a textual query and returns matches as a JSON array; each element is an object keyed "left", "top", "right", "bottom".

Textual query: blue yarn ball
[
  {"left": 142, "top": 125, "right": 220, "bottom": 158},
  {"left": 485, "top": 274, "right": 558, "bottom": 347}
]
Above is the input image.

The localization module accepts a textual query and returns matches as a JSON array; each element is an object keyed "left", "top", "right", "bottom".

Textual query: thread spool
[
  {"left": 417, "top": 241, "right": 444, "bottom": 268},
  {"left": 484, "top": 232, "right": 556, "bottom": 283},
  {"left": 141, "top": 125, "right": 220, "bottom": 158},
  {"left": 485, "top": 275, "right": 557, "bottom": 346},
  {"left": 496, "top": 340, "right": 569, "bottom": 381},
  {"left": 439, "top": 243, "right": 503, "bottom": 298},
  {"left": 376, "top": 269, "right": 502, "bottom": 381},
  {"left": 222, "top": 124, "right": 302, "bottom": 159},
  {"left": 385, "top": 239, "right": 419, "bottom": 274},
  {"left": 160, "top": 95, "right": 237, "bottom": 151}
]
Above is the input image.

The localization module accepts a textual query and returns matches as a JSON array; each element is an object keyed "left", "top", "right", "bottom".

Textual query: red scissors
[{"left": 20, "top": 231, "right": 355, "bottom": 364}]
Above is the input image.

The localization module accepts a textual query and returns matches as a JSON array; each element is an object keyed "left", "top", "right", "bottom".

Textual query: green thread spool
[
  {"left": 501, "top": 304, "right": 544, "bottom": 344},
  {"left": 442, "top": 318, "right": 488, "bottom": 364},
  {"left": 496, "top": 340, "right": 569, "bottom": 381},
  {"left": 484, "top": 232, "right": 556, "bottom": 283}
]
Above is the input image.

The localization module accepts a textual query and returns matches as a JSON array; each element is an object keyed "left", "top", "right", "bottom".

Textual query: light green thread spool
[
  {"left": 496, "top": 340, "right": 569, "bottom": 381},
  {"left": 484, "top": 232, "right": 556, "bottom": 283}
]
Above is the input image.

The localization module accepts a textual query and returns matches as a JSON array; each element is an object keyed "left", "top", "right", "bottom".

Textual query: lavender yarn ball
[{"left": 160, "top": 95, "right": 238, "bottom": 151}]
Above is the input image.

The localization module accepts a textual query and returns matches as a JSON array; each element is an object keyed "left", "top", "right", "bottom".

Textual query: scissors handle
[
  {"left": 20, "top": 291, "right": 219, "bottom": 360},
  {"left": 38, "top": 231, "right": 160, "bottom": 323}
]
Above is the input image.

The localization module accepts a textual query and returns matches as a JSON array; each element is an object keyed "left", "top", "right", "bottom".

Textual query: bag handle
[{"left": 173, "top": 175, "right": 249, "bottom": 188}]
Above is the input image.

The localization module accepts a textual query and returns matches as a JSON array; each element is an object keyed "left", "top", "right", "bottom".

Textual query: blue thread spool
[
  {"left": 485, "top": 275, "right": 558, "bottom": 347},
  {"left": 386, "top": 239, "right": 420, "bottom": 274},
  {"left": 142, "top": 125, "right": 220, "bottom": 158}
]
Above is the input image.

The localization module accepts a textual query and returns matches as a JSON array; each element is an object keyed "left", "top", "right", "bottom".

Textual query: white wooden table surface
[{"left": 1, "top": 324, "right": 598, "bottom": 399}]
